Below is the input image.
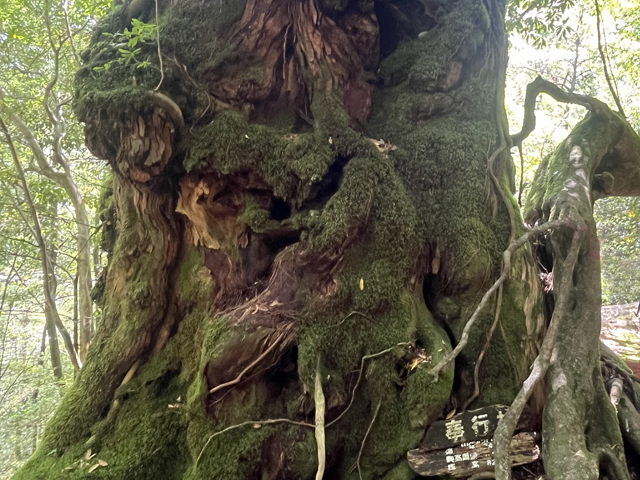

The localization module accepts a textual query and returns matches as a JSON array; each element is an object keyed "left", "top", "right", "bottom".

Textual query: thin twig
[
  {"left": 594, "top": 0, "right": 625, "bottom": 118},
  {"left": 517, "top": 145, "right": 525, "bottom": 206},
  {"left": 195, "top": 418, "right": 314, "bottom": 467},
  {"left": 326, "top": 343, "right": 411, "bottom": 428},
  {"left": 153, "top": 0, "right": 164, "bottom": 91},
  {"left": 208, "top": 325, "right": 292, "bottom": 395},
  {"left": 462, "top": 282, "right": 503, "bottom": 411},
  {"left": 493, "top": 228, "right": 583, "bottom": 480},
  {"left": 353, "top": 400, "right": 381, "bottom": 480}
]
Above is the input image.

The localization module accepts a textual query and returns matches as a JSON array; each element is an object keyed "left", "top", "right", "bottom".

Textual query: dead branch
[
  {"left": 148, "top": 91, "right": 184, "bottom": 128},
  {"left": 428, "top": 218, "right": 572, "bottom": 379},
  {"left": 493, "top": 228, "right": 583, "bottom": 480},
  {"left": 609, "top": 378, "right": 624, "bottom": 406}
]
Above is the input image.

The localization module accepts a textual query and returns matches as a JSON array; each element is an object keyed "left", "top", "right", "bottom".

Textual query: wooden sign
[
  {"left": 421, "top": 405, "right": 509, "bottom": 450},
  {"left": 408, "top": 432, "right": 540, "bottom": 477}
]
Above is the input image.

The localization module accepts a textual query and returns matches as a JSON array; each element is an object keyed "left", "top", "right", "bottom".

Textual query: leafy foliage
[
  {"left": 507, "top": 0, "right": 576, "bottom": 48},
  {"left": 93, "top": 18, "right": 157, "bottom": 71}
]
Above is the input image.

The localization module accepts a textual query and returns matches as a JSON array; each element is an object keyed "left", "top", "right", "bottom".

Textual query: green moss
[
  {"left": 175, "top": 247, "right": 211, "bottom": 306},
  {"left": 13, "top": 302, "right": 210, "bottom": 480},
  {"left": 160, "top": 0, "right": 246, "bottom": 73},
  {"left": 185, "top": 111, "right": 333, "bottom": 205},
  {"left": 75, "top": 0, "right": 248, "bottom": 123},
  {"left": 364, "top": 0, "right": 536, "bottom": 412},
  {"left": 378, "top": 1, "right": 488, "bottom": 92},
  {"left": 31, "top": 2, "right": 548, "bottom": 479}
]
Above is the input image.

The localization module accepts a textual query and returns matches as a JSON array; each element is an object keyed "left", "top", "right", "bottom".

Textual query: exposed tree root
[
  {"left": 595, "top": 447, "right": 632, "bottom": 480},
  {"left": 617, "top": 394, "right": 640, "bottom": 457},
  {"left": 497, "top": 75, "right": 640, "bottom": 480}
]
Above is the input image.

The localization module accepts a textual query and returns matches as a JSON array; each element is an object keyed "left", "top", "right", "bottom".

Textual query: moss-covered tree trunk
[{"left": 14, "top": 1, "right": 551, "bottom": 479}]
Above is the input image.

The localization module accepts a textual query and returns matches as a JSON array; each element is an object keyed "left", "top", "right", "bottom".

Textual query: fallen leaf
[
  {"left": 98, "top": 460, "right": 108, "bottom": 467},
  {"left": 88, "top": 464, "right": 100, "bottom": 473},
  {"left": 328, "top": 137, "right": 333, "bottom": 144},
  {"left": 445, "top": 409, "right": 456, "bottom": 419},
  {"left": 253, "top": 424, "right": 261, "bottom": 429},
  {"left": 359, "top": 278, "right": 364, "bottom": 290}
]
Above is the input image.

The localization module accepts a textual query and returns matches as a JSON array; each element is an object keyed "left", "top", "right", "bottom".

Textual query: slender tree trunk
[{"left": 0, "top": 116, "right": 78, "bottom": 374}]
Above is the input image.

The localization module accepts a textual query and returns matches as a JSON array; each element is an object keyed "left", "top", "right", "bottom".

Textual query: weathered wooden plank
[
  {"left": 408, "top": 432, "right": 540, "bottom": 478},
  {"left": 421, "top": 405, "right": 509, "bottom": 450}
]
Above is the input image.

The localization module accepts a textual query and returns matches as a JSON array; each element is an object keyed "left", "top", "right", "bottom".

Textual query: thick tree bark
[{"left": 19, "top": 1, "right": 633, "bottom": 480}]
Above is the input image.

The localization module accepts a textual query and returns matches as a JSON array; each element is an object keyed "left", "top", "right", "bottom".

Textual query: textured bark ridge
[{"left": 13, "top": 2, "right": 605, "bottom": 480}]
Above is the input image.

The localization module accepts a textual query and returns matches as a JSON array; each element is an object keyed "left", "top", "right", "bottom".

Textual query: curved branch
[
  {"left": 0, "top": 115, "right": 82, "bottom": 372},
  {"left": 511, "top": 76, "right": 612, "bottom": 148}
]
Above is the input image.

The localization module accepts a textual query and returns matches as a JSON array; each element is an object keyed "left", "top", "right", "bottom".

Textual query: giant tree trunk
[{"left": 13, "top": 1, "right": 581, "bottom": 479}]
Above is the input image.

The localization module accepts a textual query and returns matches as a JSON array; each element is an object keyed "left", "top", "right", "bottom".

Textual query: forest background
[{"left": 0, "top": 0, "right": 639, "bottom": 477}]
